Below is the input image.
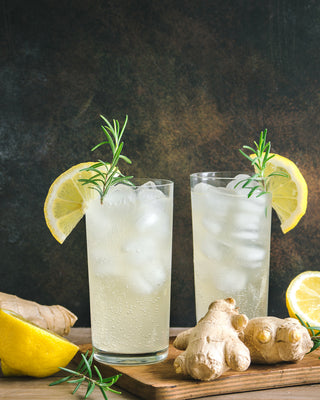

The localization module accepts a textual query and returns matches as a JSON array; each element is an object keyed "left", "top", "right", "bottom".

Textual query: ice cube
[
  {"left": 86, "top": 198, "right": 114, "bottom": 238},
  {"left": 227, "top": 174, "right": 264, "bottom": 198},
  {"left": 105, "top": 184, "right": 136, "bottom": 206},
  {"left": 193, "top": 182, "right": 212, "bottom": 193},
  {"left": 137, "top": 181, "right": 165, "bottom": 202},
  {"left": 127, "top": 260, "right": 168, "bottom": 294},
  {"left": 233, "top": 212, "right": 261, "bottom": 230},
  {"left": 135, "top": 204, "right": 170, "bottom": 236},
  {"left": 203, "top": 217, "right": 222, "bottom": 235},
  {"left": 234, "top": 243, "right": 266, "bottom": 268},
  {"left": 226, "top": 174, "right": 251, "bottom": 191},
  {"left": 122, "top": 236, "right": 158, "bottom": 267},
  {"left": 214, "top": 266, "right": 248, "bottom": 291},
  {"left": 193, "top": 184, "right": 232, "bottom": 216},
  {"left": 232, "top": 228, "right": 260, "bottom": 241},
  {"left": 200, "top": 237, "right": 230, "bottom": 261}
]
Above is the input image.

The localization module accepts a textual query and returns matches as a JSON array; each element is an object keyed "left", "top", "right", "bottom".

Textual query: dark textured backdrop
[{"left": 1, "top": 0, "right": 319, "bottom": 327}]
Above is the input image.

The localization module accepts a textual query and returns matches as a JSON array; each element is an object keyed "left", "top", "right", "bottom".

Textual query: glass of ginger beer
[
  {"left": 190, "top": 172, "right": 272, "bottom": 321},
  {"left": 85, "top": 178, "right": 174, "bottom": 365}
]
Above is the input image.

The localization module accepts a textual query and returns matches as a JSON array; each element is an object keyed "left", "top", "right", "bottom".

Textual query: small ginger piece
[
  {"left": 173, "top": 298, "right": 251, "bottom": 381},
  {"left": 241, "top": 316, "right": 313, "bottom": 364},
  {"left": 0, "top": 292, "right": 77, "bottom": 336}
]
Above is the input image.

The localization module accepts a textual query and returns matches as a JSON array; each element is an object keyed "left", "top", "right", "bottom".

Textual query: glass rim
[
  {"left": 128, "top": 178, "right": 174, "bottom": 187},
  {"left": 190, "top": 171, "right": 262, "bottom": 180}
]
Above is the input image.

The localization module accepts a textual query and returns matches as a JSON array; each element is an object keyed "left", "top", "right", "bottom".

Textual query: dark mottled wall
[{"left": 1, "top": 0, "right": 319, "bottom": 327}]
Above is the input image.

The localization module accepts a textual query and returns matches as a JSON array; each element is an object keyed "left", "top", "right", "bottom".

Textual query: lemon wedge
[
  {"left": 44, "top": 162, "right": 107, "bottom": 243},
  {"left": 257, "top": 153, "right": 308, "bottom": 233},
  {"left": 0, "top": 309, "right": 79, "bottom": 377},
  {"left": 286, "top": 271, "right": 320, "bottom": 327}
]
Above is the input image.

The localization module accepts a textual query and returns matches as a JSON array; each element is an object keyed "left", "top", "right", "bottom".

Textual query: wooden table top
[{"left": 0, "top": 327, "right": 319, "bottom": 400}]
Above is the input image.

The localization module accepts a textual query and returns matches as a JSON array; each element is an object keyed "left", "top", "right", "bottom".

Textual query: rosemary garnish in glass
[
  {"left": 237, "top": 128, "right": 288, "bottom": 197},
  {"left": 79, "top": 115, "right": 133, "bottom": 204},
  {"left": 49, "top": 350, "right": 121, "bottom": 399}
]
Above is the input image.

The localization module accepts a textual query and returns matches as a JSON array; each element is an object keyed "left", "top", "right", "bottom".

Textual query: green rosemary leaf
[
  {"left": 262, "top": 143, "right": 271, "bottom": 167},
  {"left": 118, "top": 115, "right": 128, "bottom": 141},
  {"left": 79, "top": 115, "right": 132, "bottom": 203},
  {"left": 239, "top": 129, "right": 288, "bottom": 197},
  {"left": 295, "top": 314, "right": 320, "bottom": 353},
  {"left": 59, "top": 367, "right": 81, "bottom": 375},
  {"left": 239, "top": 149, "right": 254, "bottom": 162},
  {"left": 119, "top": 154, "right": 132, "bottom": 164},
  {"left": 49, "top": 350, "right": 121, "bottom": 399},
  {"left": 85, "top": 382, "right": 96, "bottom": 399},
  {"left": 68, "top": 377, "right": 86, "bottom": 384},
  {"left": 111, "top": 176, "right": 134, "bottom": 186},
  {"left": 72, "top": 381, "right": 83, "bottom": 395},
  {"left": 268, "top": 171, "right": 289, "bottom": 178},
  {"left": 242, "top": 145, "right": 257, "bottom": 153},
  {"left": 102, "top": 375, "right": 121, "bottom": 384},
  {"left": 248, "top": 185, "right": 262, "bottom": 197},
  {"left": 75, "top": 350, "right": 89, "bottom": 372},
  {"left": 100, "top": 126, "right": 115, "bottom": 151},
  {"left": 49, "top": 375, "right": 72, "bottom": 386},
  {"left": 266, "top": 155, "right": 276, "bottom": 164},
  {"left": 94, "top": 365, "right": 103, "bottom": 383},
  {"left": 91, "top": 140, "right": 110, "bottom": 152},
  {"left": 81, "top": 353, "right": 92, "bottom": 378},
  {"left": 99, "top": 386, "right": 109, "bottom": 400}
]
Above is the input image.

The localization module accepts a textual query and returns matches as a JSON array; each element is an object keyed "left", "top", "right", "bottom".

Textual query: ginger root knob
[
  {"left": 0, "top": 292, "right": 77, "bottom": 336},
  {"left": 173, "top": 298, "right": 250, "bottom": 381}
]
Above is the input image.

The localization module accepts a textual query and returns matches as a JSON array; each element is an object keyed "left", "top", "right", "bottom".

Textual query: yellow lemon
[
  {"left": 286, "top": 271, "right": 320, "bottom": 328},
  {"left": 253, "top": 153, "right": 308, "bottom": 233},
  {"left": 44, "top": 162, "right": 110, "bottom": 243},
  {"left": 0, "top": 309, "right": 79, "bottom": 378}
]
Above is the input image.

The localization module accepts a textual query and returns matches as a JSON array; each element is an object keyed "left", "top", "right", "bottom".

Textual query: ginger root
[
  {"left": 173, "top": 298, "right": 251, "bottom": 381},
  {"left": 241, "top": 316, "right": 313, "bottom": 364},
  {"left": 0, "top": 292, "right": 77, "bottom": 336}
]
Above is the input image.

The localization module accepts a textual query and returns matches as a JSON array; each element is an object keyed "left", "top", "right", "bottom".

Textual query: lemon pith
[
  {"left": 0, "top": 309, "right": 79, "bottom": 377},
  {"left": 286, "top": 271, "right": 320, "bottom": 327}
]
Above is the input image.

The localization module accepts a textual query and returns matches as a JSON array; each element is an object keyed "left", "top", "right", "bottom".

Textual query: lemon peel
[
  {"left": 0, "top": 309, "right": 79, "bottom": 378},
  {"left": 286, "top": 271, "right": 320, "bottom": 327}
]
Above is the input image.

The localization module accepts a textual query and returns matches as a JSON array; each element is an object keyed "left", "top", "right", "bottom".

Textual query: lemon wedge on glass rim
[
  {"left": 254, "top": 153, "right": 308, "bottom": 233},
  {"left": 44, "top": 162, "right": 110, "bottom": 244},
  {"left": 0, "top": 309, "right": 79, "bottom": 377},
  {"left": 286, "top": 271, "right": 320, "bottom": 328}
]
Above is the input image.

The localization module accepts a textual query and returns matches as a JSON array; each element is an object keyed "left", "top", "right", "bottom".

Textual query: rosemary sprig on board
[{"left": 49, "top": 350, "right": 121, "bottom": 399}]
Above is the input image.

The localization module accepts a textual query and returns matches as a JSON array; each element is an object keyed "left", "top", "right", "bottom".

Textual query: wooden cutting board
[{"left": 78, "top": 339, "right": 320, "bottom": 400}]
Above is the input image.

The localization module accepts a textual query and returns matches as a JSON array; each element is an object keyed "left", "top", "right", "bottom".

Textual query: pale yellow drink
[
  {"left": 86, "top": 179, "right": 173, "bottom": 364},
  {"left": 190, "top": 172, "right": 272, "bottom": 320}
]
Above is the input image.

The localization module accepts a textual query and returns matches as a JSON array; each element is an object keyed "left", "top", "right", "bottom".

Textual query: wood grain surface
[{"left": 78, "top": 340, "right": 320, "bottom": 400}]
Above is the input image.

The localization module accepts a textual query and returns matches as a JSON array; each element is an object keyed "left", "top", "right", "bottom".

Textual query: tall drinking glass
[
  {"left": 85, "top": 179, "right": 174, "bottom": 365},
  {"left": 190, "top": 172, "right": 272, "bottom": 320}
]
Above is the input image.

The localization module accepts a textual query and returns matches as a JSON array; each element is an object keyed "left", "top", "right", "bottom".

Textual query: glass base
[{"left": 93, "top": 346, "right": 169, "bottom": 366}]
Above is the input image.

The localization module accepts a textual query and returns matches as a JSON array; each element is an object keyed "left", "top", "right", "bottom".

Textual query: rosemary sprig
[
  {"left": 295, "top": 314, "right": 320, "bottom": 354},
  {"left": 49, "top": 350, "right": 121, "bottom": 399},
  {"left": 238, "top": 128, "right": 288, "bottom": 197},
  {"left": 79, "top": 115, "right": 133, "bottom": 204}
]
